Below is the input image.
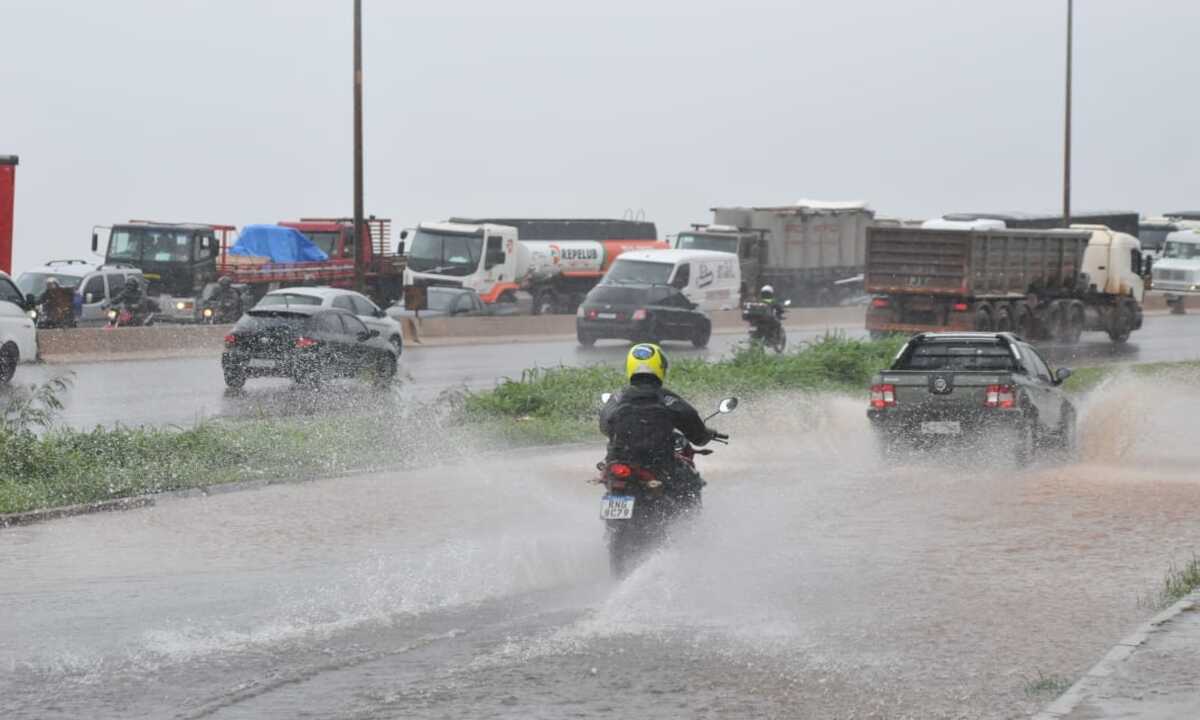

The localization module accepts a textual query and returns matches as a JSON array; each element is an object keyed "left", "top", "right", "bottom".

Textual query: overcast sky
[{"left": 3, "top": 0, "right": 1197, "bottom": 271}]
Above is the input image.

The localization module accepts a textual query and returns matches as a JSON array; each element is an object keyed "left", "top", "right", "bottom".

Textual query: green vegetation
[
  {"left": 1062, "top": 360, "right": 1200, "bottom": 394},
  {"left": 1143, "top": 555, "right": 1200, "bottom": 610},
  {"left": 1022, "top": 670, "right": 1073, "bottom": 697}
]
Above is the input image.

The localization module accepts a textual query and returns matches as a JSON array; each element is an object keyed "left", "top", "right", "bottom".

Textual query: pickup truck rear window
[{"left": 895, "top": 341, "right": 1017, "bottom": 372}]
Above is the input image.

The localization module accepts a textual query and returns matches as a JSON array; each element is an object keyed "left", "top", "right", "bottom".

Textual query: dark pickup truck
[{"left": 867, "top": 332, "right": 1075, "bottom": 464}]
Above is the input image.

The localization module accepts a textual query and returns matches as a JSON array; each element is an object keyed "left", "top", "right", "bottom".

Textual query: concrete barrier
[{"left": 39, "top": 325, "right": 233, "bottom": 360}]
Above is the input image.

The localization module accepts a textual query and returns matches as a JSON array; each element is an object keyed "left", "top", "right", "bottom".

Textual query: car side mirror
[
  {"left": 375, "top": 308, "right": 386, "bottom": 318},
  {"left": 24, "top": 293, "right": 36, "bottom": 308},
  {"left": 1054, "top": 367, "right": 1073, "bottom": 385}
]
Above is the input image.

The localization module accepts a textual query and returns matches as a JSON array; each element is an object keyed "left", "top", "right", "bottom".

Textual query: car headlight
[
  {"left": 202, "top": 307, "right": 214, "bottom": 318},
  {"left": 175, "top": 301, "right": 187, "bottom": 310},
  {"left": 27, "top": 309, "right": 38, "bottom": 320}
]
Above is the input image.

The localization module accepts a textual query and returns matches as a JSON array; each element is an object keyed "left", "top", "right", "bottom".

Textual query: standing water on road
[{"left": 3, "top": 373, "right": 1200, "bottom": 718}]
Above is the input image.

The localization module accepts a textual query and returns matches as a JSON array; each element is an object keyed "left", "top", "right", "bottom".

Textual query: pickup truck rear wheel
[
  {"left": 1012, "top": 421, "right": 1036, "bottom": 467},
  {"left": 223, "top": 361, "right": 247, "bottom": 390}
]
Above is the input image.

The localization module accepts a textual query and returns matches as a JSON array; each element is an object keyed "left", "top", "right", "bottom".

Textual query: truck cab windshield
[
  {"left": 676, "top": 232, "right": 738, "bottom": 254},
  {"left": 895, "top": 341, "right": 1018, "bottom": 372},
  {"left": 1162, "top": 239, "right": 1200, "bottom": 260},
  {"left": 109, "top": 228, "right": 201, "bottom": 263},
  {"left": 407, "top": 229, "right": 483, "bottom": 276},
  {"left": 603, "top": 260, "right": 672, "bottom": 285}
]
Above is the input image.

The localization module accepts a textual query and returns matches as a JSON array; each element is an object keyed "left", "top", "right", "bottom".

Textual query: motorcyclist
[
  {"left": 111, "top": 277, "right": 144, "bottom": 309},
  {"left": 599, "top": 343, "right": 718, "bottom": 499},
  {"left": 760, "top": 284, "right": 785, "bottom": 321},
  {"left": 208, "top": 276, "right": 243, "bottom": 321}
]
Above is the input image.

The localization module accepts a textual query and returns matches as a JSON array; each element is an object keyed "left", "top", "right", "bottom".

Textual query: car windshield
[
  {"left": 17, "top": 272, "right": 83, "bottom": 296},
  {"left": 108, "top": 228, "right": 197, "bottom": 263},
  {"left": 585, "top": 285, "right": 648, "bottom": 305},
  {"left": 236, "top": 310, "right": 311, "bottom": 332},
  {"left": 1139, "top": 228, "right": 1170, "bottom": 252},
  {"left": 302, "top": 232, "right": 340, "bottom": 257},
  {"left": 256, "top": 293, "right": 323, "bottom": 308},
  {"left": 1162, "top": 239, "right": 1200, "bottom": 260},
  {"left": 675, "top": 232, "right": 738, "bottom": 253},
  {"left": 895, "top": 341, "right": 1018, "bottom": 371},
  {"left": 602, "top": 259, "right": 672, "bottom": 285},
  {"left": 406, "top": 228, "right": 483, "bottom": 276}
]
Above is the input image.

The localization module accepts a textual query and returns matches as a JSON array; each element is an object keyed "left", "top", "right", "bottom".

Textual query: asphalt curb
[
  {"left": 0, "top": 440, "right": 594, "bottom": 529},
  {"left": 1032, "top": 590, "right": 1200, "bottom": 719}
]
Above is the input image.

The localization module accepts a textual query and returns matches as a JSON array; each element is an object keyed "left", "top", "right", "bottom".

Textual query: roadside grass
[
  {"left": 1062, "top": 360, "right": 1200, "bottom": 394},
  {"left": 1022, "top": 670, "right": 1073, "bottom": 697},
  {"left": 1140, "top": 555, "right": 1200, "bottom": 610}
]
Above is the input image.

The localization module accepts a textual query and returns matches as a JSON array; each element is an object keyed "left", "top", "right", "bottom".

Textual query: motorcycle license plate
[
  {"left": 600, "top": 495, "right": 635, "bottom": 520},
  {"left": 921, "top": 421, "right": 961, "bottom": 435}
]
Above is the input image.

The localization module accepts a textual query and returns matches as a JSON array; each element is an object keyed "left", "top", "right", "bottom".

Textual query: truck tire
[
  {"left": 1012, "top": 303, "right": 1035, "bottom": 339},
  {"left": 1011, "top": 420, "right": 1036, "bottom": 467},
  {"left": 1039, "top": 302, "right": 1064, "bottom": 341},
  {"left": 1107, "top": 301, "right": 1134, "bottom": 343},
  {"left": 974, "top": 304, "right": 994, "bottom": 332},
  {"left": 1064, "top": 302, "right": 1085, "bottom": 344},
  {"left": 993, "top": 304, "right": 1013, "bottom": 332}
]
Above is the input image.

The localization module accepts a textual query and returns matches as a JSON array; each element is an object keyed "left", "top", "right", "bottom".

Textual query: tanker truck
[
  {"left": 865, "top": 224, "right": 1148, "bottom": 344},
  {"left": 677, "top": 200, "right": 875, "bottom": 306},
  {"left": 403, "top": 218, "right": 665, "bottom": 314}
]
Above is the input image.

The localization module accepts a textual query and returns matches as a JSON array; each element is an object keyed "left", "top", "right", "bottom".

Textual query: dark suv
[{"left": 867, "top": 332, "right": 1075, "bottom": 464}]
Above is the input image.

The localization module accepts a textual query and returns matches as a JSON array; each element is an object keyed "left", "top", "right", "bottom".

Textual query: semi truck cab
[
  {"left": 1076, "top": 224, "right": 1145, "bottom": 301},
  {"left": 1150, "top": 230, "right": 1200, "bottom": 303},
  {"left": 402, "top": 222, "right": 520, "bottom": 303},
  {"left": 674, "top": 224, "right": 765, "bottom": 300}
]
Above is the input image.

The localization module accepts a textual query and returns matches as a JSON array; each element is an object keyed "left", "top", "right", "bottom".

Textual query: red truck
[{"left": 92, "top": 216, "right": 404, "bottom": 322}]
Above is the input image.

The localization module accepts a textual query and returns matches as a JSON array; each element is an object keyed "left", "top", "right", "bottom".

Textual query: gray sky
[{"left": 2, "top": 0, "right": 1197, "bottom": 271}]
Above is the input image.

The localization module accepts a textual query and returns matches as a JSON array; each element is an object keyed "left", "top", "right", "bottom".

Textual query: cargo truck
[
  {"left": 92, "top": 217, "right": 402, "bottom": 321},
  {"left": 677, "top": 200, "right": 875, "bottom": 306},
  {"left": 942, "top": 210, "right": 1140, "bottom": 238},
  {"left": 865, "top": 225, "right": 1147, "bottom": 344},
  {"left": 403, "top": 218, "right": 664, "bottom": 315}
]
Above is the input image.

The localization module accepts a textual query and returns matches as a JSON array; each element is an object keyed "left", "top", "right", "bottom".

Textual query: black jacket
[{"left": 599, "top": 379, "right": 711, "bottom": 468}]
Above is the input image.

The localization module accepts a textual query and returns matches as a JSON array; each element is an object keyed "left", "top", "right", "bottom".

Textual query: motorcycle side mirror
[
  {"left": 600, "top": 392, "right": 613, "bottom": 405},
  {"left": 718, "top": 397, "right": 739, "bottom": 414},
  {"left": 784, "top": 299, "right": 792, "bottom": 307}
]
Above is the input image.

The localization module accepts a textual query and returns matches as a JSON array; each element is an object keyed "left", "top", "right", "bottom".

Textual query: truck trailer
[
  {"left": 403, "top": 218, "right": 664, "bottom": 315},
  {"left": 678, "top": 200, "right": 875, "bottom": 306},
  {"left": 864, "top": 225, "right": 1147, "bottom": 344}
]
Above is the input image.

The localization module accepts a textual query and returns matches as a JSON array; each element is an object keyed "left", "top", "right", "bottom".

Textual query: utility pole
[
  {"left": 353, "top": 0, "right": 366, "bottom": 292},
  {"left": 1062, "top": 0, "right": 1073, "bottom": 227}
]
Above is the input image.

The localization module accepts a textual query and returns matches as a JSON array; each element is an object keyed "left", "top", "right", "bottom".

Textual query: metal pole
[
  {"left": 353, "top": 0, "right": 366, "bottom": 292},
  {"left": 1063, "top": 0, "right": 1072, "bottom": 227}
]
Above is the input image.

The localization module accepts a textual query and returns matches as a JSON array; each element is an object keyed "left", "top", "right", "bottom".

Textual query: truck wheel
[
  {"left": 1012, "top": 303, "right": 1035, "bottom": 339},
  {"left": 974, "top": 304, "right": 994, "bottom": 331},
  {"left": 1054, "top": 406, "right": 1078, "bottom": 460},
  {"left": 1011, "top": 420, "right": 1036, "bottom": 467},
  {"left": 1107, "top": 302, "right": 1133, "bottom": 343},
  {"left": 1065, "top": 303, "right": 1085, "bottom": 344},
  {"left": 993, "top": 304, "right": 1013, "bottom": 332},
  {"left": 1039, "top": 302, "right": 1064, "bottom": 341}
]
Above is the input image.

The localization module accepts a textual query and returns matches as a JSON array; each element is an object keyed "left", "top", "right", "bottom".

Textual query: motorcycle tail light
[
  {"left": 984, "top": 384, "right": 1015, "bottom": 409},
  {"left": 952, "top": 302, "right": 970, "bottom": 312},
  {"left": 295, "top": 336, "right": 320, "bottom": 349},
  {"left": 608, "top": 463, "right": 632, "bottom": 479},
  {"left": 870, "top": 297, "right": 890, "bottom": 309},
  {"left": 870, "top": 383, "right": 897, "bottom": 409},
  {"left": 223, "top": 334, "right": 237, "bottom": 348},
  {"left": 631, "top": 309, "right": 648, "bottom": 321}
]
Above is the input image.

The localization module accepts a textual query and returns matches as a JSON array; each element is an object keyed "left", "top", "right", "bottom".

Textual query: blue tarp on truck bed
[{"left": 229, "top": 224, "right": 330, "bottom": 263}]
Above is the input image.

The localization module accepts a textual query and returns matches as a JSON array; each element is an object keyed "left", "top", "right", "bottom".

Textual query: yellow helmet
[{"left": 626, "top": 343, "right": 668, "bottom": 383}]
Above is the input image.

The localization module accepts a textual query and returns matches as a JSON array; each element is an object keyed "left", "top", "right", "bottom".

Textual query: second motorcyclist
[
  {"left": 599, "top": 343, "right": 721, "bottom": 503},
  {"left": 206, "top": 275, "right": 243, "bottom": 323}
]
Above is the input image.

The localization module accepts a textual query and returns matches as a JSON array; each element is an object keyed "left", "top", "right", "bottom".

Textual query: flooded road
[
  {"left": 3, "top": 373, "right": 1200, "bottom": 719},
  {"left": 18, "top": 312, "right": 1200, "bottom": 430}
]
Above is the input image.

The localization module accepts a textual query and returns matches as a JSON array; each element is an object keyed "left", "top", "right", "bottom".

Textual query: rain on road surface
[
  {"left": 3, "top": 373, "right": 1200, "bottom": 718},
  {"left": 19, "top": 313, "right": 1200, "bottom": 430}
]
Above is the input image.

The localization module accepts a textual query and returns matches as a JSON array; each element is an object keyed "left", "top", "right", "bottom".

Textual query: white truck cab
[
  {"left": 402, "top": 222, "right": 520, "bottom": 304},
  {"left": 1074, "top": 224, "right": 1146, "bottom": 302},
  {"left": 1150, "top": 230, "right": 1200, "bottom": 298},
  {"left": 603, "top": 249, "right": 741, "bottom": 313}
]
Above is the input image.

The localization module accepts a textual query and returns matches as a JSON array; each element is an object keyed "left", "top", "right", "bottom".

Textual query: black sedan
[
  {"left": 386, "top": 286, "right": 522, "bottom": 319},
  {"left": 576, "top": 283, "right": 712, "bottom": 347},
  {"left": 221, "top": 306, "right": 398, "bottom": 389}
]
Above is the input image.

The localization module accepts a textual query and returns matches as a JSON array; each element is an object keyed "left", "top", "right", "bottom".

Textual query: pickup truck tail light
[
  {"left": 984, "top": 384, "right": 1016, "bottom": 409},
  {"left": 295, "top": 336, "right": 320, "bottom": 349},
  {"left": 631, "top": 309, "right": 648, "bottom": 321},
  {"left": 223, "top": 334, "right": 237, "bottom": 348},
  {"left": 870, "top": 383, "right": 897, "bottom": 409}
]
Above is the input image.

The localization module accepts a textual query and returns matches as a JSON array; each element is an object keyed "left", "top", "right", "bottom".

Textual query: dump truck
[
  {"left": 403, "top": 218, "right": 664, "bottom": 315},
  {"left": 865, "top": 224, "right": 1148, "bottom": 344},
  {"left": 679, "top": 200, "right": 875, "bottom": 306},
  {"left": 943, "top": 210, "right": 1140, "bottom": 238}
]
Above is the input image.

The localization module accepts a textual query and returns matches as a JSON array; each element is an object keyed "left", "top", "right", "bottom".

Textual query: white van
[{"left": 602, "top": 249, "right": 741, "bottom": 313}]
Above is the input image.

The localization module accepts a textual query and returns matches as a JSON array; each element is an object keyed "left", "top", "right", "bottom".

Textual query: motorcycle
[
  {"left": 103, "top": 299, "right": 158, "bottom": 328},
  {"left": 742, "top": 299, "right": 791, "bottom": 353},
  {"left": 595, "top": 395, "right": 738, "bottom": 578}
]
